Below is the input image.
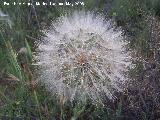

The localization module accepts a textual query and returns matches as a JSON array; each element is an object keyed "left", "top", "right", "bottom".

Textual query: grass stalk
[{"left": 34, "top": 90, "right": 42, "bottom": 120}]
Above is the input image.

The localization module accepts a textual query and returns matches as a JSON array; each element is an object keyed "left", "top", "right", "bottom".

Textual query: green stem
[{"left": 34, "top": 90, "right": 42, "bottom": 120}]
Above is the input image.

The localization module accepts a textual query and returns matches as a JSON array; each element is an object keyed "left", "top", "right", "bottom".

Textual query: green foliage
[
  {"left": 84, "top": 0, "right": 105, "bottom": 11},
  {"left": 153, "top": 0, "right": 160, "bottom": 16},
  {"left": 111, "top": 0, "right": 138, "bottom": 20},
  {"left": 5, "top": 41, "right": 23, "bottom": 80}
]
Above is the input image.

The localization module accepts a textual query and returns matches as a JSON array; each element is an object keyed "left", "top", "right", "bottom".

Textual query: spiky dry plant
[{"left": 35, "top": 11, "right": 131, "bottom": 104}]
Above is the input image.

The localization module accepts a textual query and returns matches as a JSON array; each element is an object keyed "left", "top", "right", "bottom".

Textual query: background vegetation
[{"left": 0, "top": 0, "right": 160, "bottom": 119}]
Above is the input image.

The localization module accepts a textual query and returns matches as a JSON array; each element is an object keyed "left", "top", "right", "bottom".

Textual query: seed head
[{"left": 35, "top": 11, "right": 131, "bottom": 104}]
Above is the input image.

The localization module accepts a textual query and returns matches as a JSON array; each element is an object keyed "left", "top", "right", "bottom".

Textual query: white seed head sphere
[{"left": 35, "top": 11, "right": 131, "bottom": 104}]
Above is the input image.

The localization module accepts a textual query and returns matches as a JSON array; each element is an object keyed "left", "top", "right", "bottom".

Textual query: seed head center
[{"left": 76, "top": 53, "right": 88, "bottom": 66}]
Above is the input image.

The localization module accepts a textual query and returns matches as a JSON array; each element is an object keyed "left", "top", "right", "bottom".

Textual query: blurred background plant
[{"left": 0, "top": 0, "right": 160, "bottom": 119}]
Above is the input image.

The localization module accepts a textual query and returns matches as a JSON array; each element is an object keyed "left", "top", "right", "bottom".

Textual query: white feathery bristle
[{"left": 35, "top": 11, "right": 132, "bottom": 104}]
